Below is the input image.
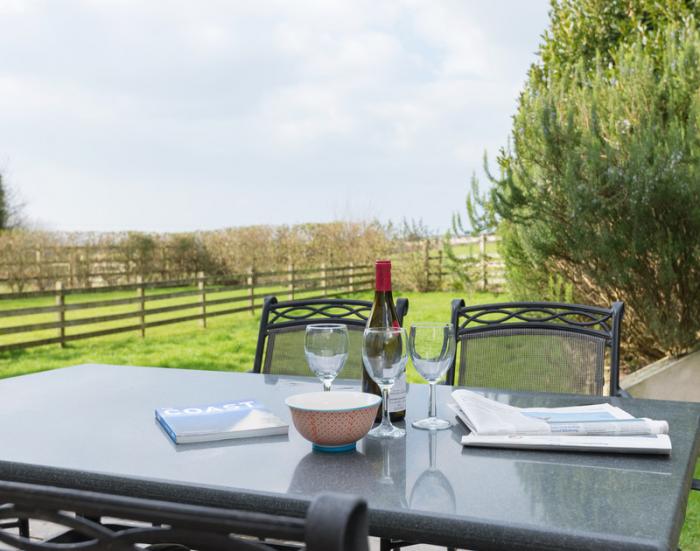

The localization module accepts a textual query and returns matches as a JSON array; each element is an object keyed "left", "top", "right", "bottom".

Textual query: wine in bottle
[{"left": 362, "top": 260, "right": 407, "bottom": 421}]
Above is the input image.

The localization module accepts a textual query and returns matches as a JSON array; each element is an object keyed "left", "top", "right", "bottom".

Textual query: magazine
[
  {"left": 155, "top": 399, "right": 288, "bottom": 444},
  {"left": 451, "top": 389, "right": 671, "bottom": 455}
]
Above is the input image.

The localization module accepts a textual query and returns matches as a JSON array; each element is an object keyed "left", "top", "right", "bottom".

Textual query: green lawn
[
  {"left": 0, "top": 289, "right": 697, "bottom": 545},
  {"left": 0, "top": 289, "right": 491, "bottom": 379}
]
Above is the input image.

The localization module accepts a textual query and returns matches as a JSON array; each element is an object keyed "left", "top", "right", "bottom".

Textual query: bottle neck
[{"left": 375, "top": 262, "right": 392, "bottom": 292}]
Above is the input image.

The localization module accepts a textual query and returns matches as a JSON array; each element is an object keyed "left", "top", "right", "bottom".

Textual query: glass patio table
[{"left": 0, "top": 363, "right": 698, "bottom": 550}]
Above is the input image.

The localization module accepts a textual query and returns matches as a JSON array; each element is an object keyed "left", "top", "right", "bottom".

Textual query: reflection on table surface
[{"left": 409, "top": 430, "right": 456, "bottom": 515}]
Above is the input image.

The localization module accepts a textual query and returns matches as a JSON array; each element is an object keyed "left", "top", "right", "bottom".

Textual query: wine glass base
[
  {"left": 367, "top": 424, "right": 405, "bottom": 439},
  {"left": 412, "top": 417, "right": 452, "bottom": 431}
]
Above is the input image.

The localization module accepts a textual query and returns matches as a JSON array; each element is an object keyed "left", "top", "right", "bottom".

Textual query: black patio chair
[
  {"left": 253, "top": 296, "right": 409, "bottom": 378},
  {"left": 253, "top": 296, "right": 412, "bottom": 551},
  {"left": 448, "top": 300, "right": 627, "bottom": 397},
  {"left": 0, "top": 479, "right": 369, "bottom": 551}
]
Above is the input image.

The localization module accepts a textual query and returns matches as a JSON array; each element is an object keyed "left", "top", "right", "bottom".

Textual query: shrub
[
  {"left": 0, "top": 231, "right": 61, "bottom": 291},
  {"left": 0, "top": 221, "right": 398, "bottom": 292},
  {"left": 390, "top": 219, "right": 438, "bottom": 292},
  {"left": 119, "top": 232, "right": 158, "bottom": 282},
  {"left": 480, "top": 15, "right": 700, "bottom": 361},
  {"left": 166, "top": 234, "right": 216, "bottom": 278}
]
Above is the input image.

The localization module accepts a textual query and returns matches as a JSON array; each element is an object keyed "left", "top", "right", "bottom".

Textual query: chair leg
[
  {"left": 0, "top": 518, "right": 30, "bottom": 539},
  {"left": 18, "top": 518, "right": 29, "bottom": 538}
]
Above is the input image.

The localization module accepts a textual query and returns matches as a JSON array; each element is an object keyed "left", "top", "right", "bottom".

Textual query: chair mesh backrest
[
  {"left": 255, "top": 297, "right": 380, "bottom": 378},
  {"left": 451, "top": 301, "right": 623, "bottom": 396},
  {"left": 458, "top": 327, "right": 606, "bottom": 394},
  {"left": 264, "top": 325, "right": 365, "bottom": 379},
  {"left": 256, "top": 297, "right": 409, "bottom": 378}
]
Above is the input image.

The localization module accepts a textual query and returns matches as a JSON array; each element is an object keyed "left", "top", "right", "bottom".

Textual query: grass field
[
  {"left": 0, "top": 290, "right": 466, "bottom": 379},
  {"left": 0, "top": 289, "right": 697, "bottom": 546}
]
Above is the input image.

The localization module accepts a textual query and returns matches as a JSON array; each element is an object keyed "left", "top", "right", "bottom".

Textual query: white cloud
[
  {"left": 0, "top": 0, "right": 37, "bottom": 15},
  {"left": 406, "top": 0, "right": 491, "bottom": 78},
  {"left": 261, "top": 83, "right": 356, "bottom": 147},
  {"left": 0, "top": 0, "right": 550, "bottom": 231}
]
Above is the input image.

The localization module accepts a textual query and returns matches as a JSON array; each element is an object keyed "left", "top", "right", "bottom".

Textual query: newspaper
[
  {"left": 452, "top": 389, "right": 671, "bottom": 455},
  {"left": 459, "top": 433, "right": 672, "bottom": 455}
]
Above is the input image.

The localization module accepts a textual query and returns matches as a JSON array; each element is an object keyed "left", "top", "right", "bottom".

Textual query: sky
[{"left": 0, "top": 0, "right": 550, "bottom": 233}]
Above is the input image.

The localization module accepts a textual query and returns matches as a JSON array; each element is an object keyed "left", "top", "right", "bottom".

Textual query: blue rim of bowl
[
  {"left": 285, "top": 392, "right": 381, "bottom": 413},
  {"left": 313, "top": 442, "right": 357, "bottom": 453}
]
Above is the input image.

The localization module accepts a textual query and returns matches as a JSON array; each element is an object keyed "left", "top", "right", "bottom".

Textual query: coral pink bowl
[{"left": 285, "top": 391, "right": 381, "bottom": 453}]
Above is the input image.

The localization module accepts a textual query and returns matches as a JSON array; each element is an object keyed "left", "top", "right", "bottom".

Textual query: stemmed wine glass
[
  {"left": 409, "top": 323, "right": 455, "bottom": 430},
  {"left": 304, "top": 324, "right": 349, "bottom": 391},
  {"left": 362, "top": 326, "right": 408, "bottom": 439}
]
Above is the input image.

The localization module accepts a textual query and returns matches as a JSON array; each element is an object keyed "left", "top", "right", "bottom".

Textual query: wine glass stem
[
  {"left": 381, "top": 384, "right": 394, "bottom": 430},
  {"left": 428, "top": 381, "right": 437, "bottom": 418},
  {"left": 323, "top": 380, "right": 332, "bottom": 392}
]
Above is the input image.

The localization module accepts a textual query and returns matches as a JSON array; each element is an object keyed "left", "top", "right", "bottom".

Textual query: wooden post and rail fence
[
  {"left": 425, "top": 234, "right": 504, "bottom": 291},
  {"left": 0, "top": 235, "right": 504, "bottom": 354},
  {"left": 0, "top": 263, "right": 375, "bottom": 353}
]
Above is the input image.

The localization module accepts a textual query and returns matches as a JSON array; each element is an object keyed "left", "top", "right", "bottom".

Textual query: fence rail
[
  {"left": 427, "top": 258, "right": 505, "bottom": 291},
  {"left": 426, "top": 234, "right": 504, "bottom": 291},
  {"left": 0, "top": 263, "right": 373, "bottom": 353}
]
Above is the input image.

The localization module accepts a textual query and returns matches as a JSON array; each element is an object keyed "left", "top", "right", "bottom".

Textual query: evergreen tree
[{"left": 471, "top": 1, "right": 700, "bottom": 361}]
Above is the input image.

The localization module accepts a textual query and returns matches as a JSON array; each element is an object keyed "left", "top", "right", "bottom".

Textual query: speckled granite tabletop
[{"left": 0, "top": 364, "right": 697, "bottom": 550}]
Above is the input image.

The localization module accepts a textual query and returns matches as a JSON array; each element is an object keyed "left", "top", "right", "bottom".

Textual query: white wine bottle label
[{"left": 388, "top": 373, "right": 407, "bottom": 412}]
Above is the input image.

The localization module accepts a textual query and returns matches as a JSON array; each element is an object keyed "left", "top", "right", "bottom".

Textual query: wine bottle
[{"left": 362, "top": 260, "right": 407, "bottom": 421}]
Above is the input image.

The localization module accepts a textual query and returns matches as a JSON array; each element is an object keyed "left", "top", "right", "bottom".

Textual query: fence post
[
  {"left": 161, "top": 246, "right": 169, "bottom": 281},
  {"left": 55, "top": 281, "right": 65, "bottom": 349},
  {"left": 437, "top": 249, "right": 443, "bottom": 290},
  {"left": 480, "top": 234, "right": 487, "bottom": 291},
  {"left": 69, "top": 253, "right": 75, "bottom": 288},
  {"left": 287, "top": 263, "right": 294, "bottom": 301},
  {"left": 348, "top": 262, "right": 354, "bottom": 293},
  {"left": 198, "top": 271, "right": 207, "bottom": 328},
  {"left": 247, "top": 267, "right": 255, "bottom": 314},
  {"left": 35, "top": 249, "right": 42, "bottom": 287},
  {"left": 320, "top": 263, "right": 327, "bottom": 297},
  {"left": 81, "top": 253, "right": 89, "bottom": 288},
  {"left": 136, "top": 275, "right": 145, "bottom": 338},
  {"left": 424, "top": 240, "right": 431, "bottom": 290}
]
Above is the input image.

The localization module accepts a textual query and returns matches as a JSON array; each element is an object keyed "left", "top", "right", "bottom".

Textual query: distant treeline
[{"left": 0, "top": 221, "right": 450, "bottom": 292}]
